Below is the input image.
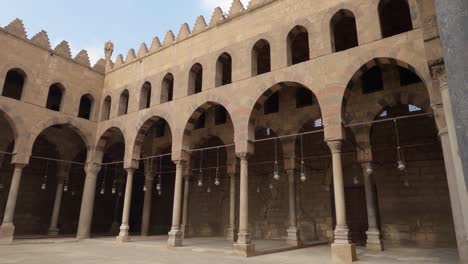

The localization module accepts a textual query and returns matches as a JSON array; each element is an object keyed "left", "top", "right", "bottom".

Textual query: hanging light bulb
[
  {"left": 100, "top": 165, "right": 107, "bottom": 195},
  {"left": 266, "top": 128, "right": 271, "bottom": 136},
  {"left": 207, "top": 187, "right": 212, "bottom": 193},
  {"left": 273, "top": 139, "right": 280, "bottom": 180},
  {"left": 365, "top": 165, "right": 374, "bottom": 176},
  {"left": 158, "top": 190, "right": 162, "bottom": 196},
  {"left": 156, "top": 183, "right": 162, "bottom": 191},
  {"left": 273, "top": 162, "right": 280, "bottom": 180},
  {"left": 41, "top": 160, "right": 49, "bottom": 190},
  {"left": 100, "top": 187, "right": 105, "bottom": 195},
  {"left": 118, "top": 191, "right": 122, "bottom": 197},
  {"left": 256, "top": 186, "right": 261, "bottom": 193},
  {"left": 397, "top": 160, "right": 406, "bottom": 171},
  {"left": 198, "top": 179, "right": 203, "bottom": 187},
  {"left": 300, "top": 162, "right": 307, "bottom": 182},
  {"left": 269, "top": 183, "right": 274, "bottom": 190},
  {"left": 112, "top": 186, "right": 116, "bottom": 194},
  {"left": 63, "top": 184, "right": 69, "bottom": 192},
  {"left": 300, "top": 135, "right": 307, "bottom": 182},
  {"left": 143, "top": 185, "right": 147, "bottom": 192},
  {"left": 353, "top": 176, "right": 360, "bottom": 185},
  {"left": 198, "top": 150, "right": 204, "bottom": 187},
  {"left": 403, "top": 179, "right": 410, "bottom": 188},
  {"left": 214, "top": 148, "right": 221, "bottom": 186}
]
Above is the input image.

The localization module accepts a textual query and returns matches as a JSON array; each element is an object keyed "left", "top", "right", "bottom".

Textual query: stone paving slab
[{"left": 0, "top": 238, "right": 459, "bottom": 264}]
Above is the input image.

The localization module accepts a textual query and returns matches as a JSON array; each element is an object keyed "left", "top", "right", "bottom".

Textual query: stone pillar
[
  {"left": 141, "top": 174, "right": 154, "bottom": 236},
  {"left": 361, "top": 163, "right": 383, "bottom": 251},
  {"left": 181, "top": 174, "right": 190, "bottom": 238},
  {"left": 116, "top": 168, "right": 135, "bottom": 242},
  {"left": 0, "top": 164, "right": 26, "bottom": 244},
  {"left": 286, "top": 169, "right": 301, "bottom": 246},
  {"left": 327, "top": 140, "right": 356, "bottom": 264},
  {"left": 77, "top": 164, "right": 101, "bottom": 240},
  {"left": 48, "top": 163, "right": 71, "bottom": 236},
  {"left": 48, "top": 179, "right": 65, "bottom": 236},
  {"left": 226, "top": 172, "right": 237, "bottom": 241},
  {"left": 233, "top": 153, "right": 255, "bottom": 257},
  {"left": 168, "top": 160, "right": 185, "bottom": 247},
  {"left": 435, "top": 0, "right": 468, "bottom": 191}
]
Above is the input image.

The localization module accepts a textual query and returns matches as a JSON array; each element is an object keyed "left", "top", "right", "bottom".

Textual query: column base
[
  {"left": 167, "top": 229, "right": 182, "bottom": 247},
  {"left": 366, "top": 230, "right": 384, "bottom": 251},
  {"left": 233, "top": 243, "right": 255, "bottom": 257},
  {"left": 116, "top": 225, "right": 130, "bottom": 243},
  {"left": 286, "top": 227, "right": 302, "bottom": 246},
  {"left": 181, "top": 224, "right": 190, "bottom": 238},
  {"left": 225, "top": 227, "right": 237, "bottom": 242},
  {"left": 331, "top": 243, "right": 357, "bottom": 264},
  {"left": 0, "top": 223, "right": 14, "bottom": 245},
  {"left": 48, "top": 228, "right": 60, "bottom": 236}
]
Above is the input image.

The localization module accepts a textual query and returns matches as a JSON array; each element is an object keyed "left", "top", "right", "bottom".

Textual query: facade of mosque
[{"left": 0, "top": 0, "right": 467, "bottom": 263}]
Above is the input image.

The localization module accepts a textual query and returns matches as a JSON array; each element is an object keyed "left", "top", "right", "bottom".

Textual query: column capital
[
  {"left": 12, "top": 163, "right": 27, "bottom": 169},
  {"left": 173, "top": 160, "right": 187, "bottom": 168},
  {"left": 236, "top": 152, "right": 251, "bottom": 160},
  {"left": 85, "top": 163, "right": 101, "bottom": 176},
  {"left": 327, "top": 140, "right": 343, "bottom": 154},
  {"left": 125, "top": 168, "right": 136, "bottom": 174}
]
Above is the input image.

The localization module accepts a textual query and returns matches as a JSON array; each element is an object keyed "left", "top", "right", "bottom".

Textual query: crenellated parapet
[
  {"left": 105, "top": 0, "right": 276, "bottom": 73},
  {"left": 0, "top": 18, "right": 105, "bottom": 73}
]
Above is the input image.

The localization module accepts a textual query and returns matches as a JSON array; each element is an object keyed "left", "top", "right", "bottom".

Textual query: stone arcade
[{"left": 0, "top": 0, "right": 467, "bottom": 263}]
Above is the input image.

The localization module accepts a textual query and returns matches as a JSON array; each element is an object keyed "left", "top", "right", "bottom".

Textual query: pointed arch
[
  {"left": 216, "top": 53, "right": 232, "bottom": 87},
  {"left": 161, "top": 73, "right": 174, "bottom": 103},
  {"left": 46, "top": 83, "right": 65, "bottom": 112},
  {"left": 118, "top": 89, "right": 129, "bottom": 116},
  {"left": 78, "top": 94, "right": 94, "bottom": 120},
  {"left": 287, "top": 26, "right": 310, "bottom": 65}
]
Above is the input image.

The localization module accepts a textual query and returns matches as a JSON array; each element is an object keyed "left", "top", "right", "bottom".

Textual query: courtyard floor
[{"left": 0, "top": 236, "right": 459, "bottom": 264}]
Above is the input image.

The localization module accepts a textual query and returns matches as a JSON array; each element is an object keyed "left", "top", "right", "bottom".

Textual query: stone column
[
  {"left": 168, "top": 160, "right": 185, "bottom": 247},
  {"left": 181, "top": 174, "right": 190, "bottom": 238},
  {"left": 327, "top": 140, "right": 356, "bottom": 264},
  {"left": 141, "top": 174, "right": 154, "bottom": 236},
  {"left": 233, "top": 153, "right": 255, "bottom": 257},
  {"left": 361, "top": 163, "right": 383, "bottom": 251},
  {"left": 226, "top": 172, "right": 237, "bottom": 241},
  {"left": 0, "top": 163, "right": 26, "bottom": 244},
  {"left": 48, "top": 179, "right": 65, "bottom": 236},
  {"left": 116, "top": 168, "right": 135, "bottom": 242},
  {"left": 48, "top": 163, "right": 71, "bottom": 236},
  {"left": 77, "top": 164, "right": 101, "bottom": 240},
  {"left": 286, "top": 169, "right": 301, "bottom": 246}
]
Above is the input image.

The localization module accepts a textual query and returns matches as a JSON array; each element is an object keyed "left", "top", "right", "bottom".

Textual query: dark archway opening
[
  {"left": 331, "top": 10, "right": 358, "bottom": 52},
  {"left": 378, "top": 0, "right": 413, "bottom": 38},
  {"left": 2, "top": 69, "right": 25, "bottom": 100}
]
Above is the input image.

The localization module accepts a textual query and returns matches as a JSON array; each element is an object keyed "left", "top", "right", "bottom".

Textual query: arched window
[
  {"left": 101, "top": 96, "right": 112, "bottom": 121},
  {"left": 2, "top": 68, "right": 26, "bottom": 100},
  {"left": 378, "top": 0, "right": 413, "bottom": 38},
  {"left": 139, "top": 82, "right": 152, "bottom": 110},
  {"left": 287, "top": 26, "right": 310, "bottom": 65},
  {"left": 46, "top": 83, "right": 64, "bottom": 111},
  {"left": 118, "top": 89, "right": 129, "bottom": 116},
  {"left": 330, "top": 10, "right": 358, "bottom": 52},
  {"left": 216, "top": 53, "right": 232, "bottom": 87},
  {"left": 161, "top": 73, "right": 174, "bottom": 103},
  {"left": 189, "top": 63, "right": 203, "bottom": 95},
  {"left": 252, "top": 39, "right": 271, "bottom": 76},
  {"left": 78, "top": 94, "right": 93, "bottom": 120}
]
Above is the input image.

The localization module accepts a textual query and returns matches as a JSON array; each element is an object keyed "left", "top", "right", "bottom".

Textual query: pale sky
[{"left": 0, "top": 0, "right": 249, "bottom": 64}]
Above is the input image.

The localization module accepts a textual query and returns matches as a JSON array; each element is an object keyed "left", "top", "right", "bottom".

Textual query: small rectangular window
[
  {"left": 264, "top": 92, "right": 279, "bottom": 114},
  {"left": 215, "top": 106, "right": 227, "bottom": 125},
  {"left": 296, "top": 88, "right": 314, "bottom": 108},
  {"left": 362, "top": 67, "right": 384, "bottom": 94},
  {"left": 195, "top": 112, "right": 206, "bottom": 129}
]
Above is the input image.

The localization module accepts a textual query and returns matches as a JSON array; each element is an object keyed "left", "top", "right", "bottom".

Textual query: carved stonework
[
  {"left": 327, "top": 141, "right": 343, "bottom": 154},
  {"left": 236, "top": 152, "right": 250, "bottom": 160},
  {"left": 104, "top": 41, "right": 114, "bottom": 60},
  {"left": 431, "top": 64, "right": 448, "bottom": 88}
]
